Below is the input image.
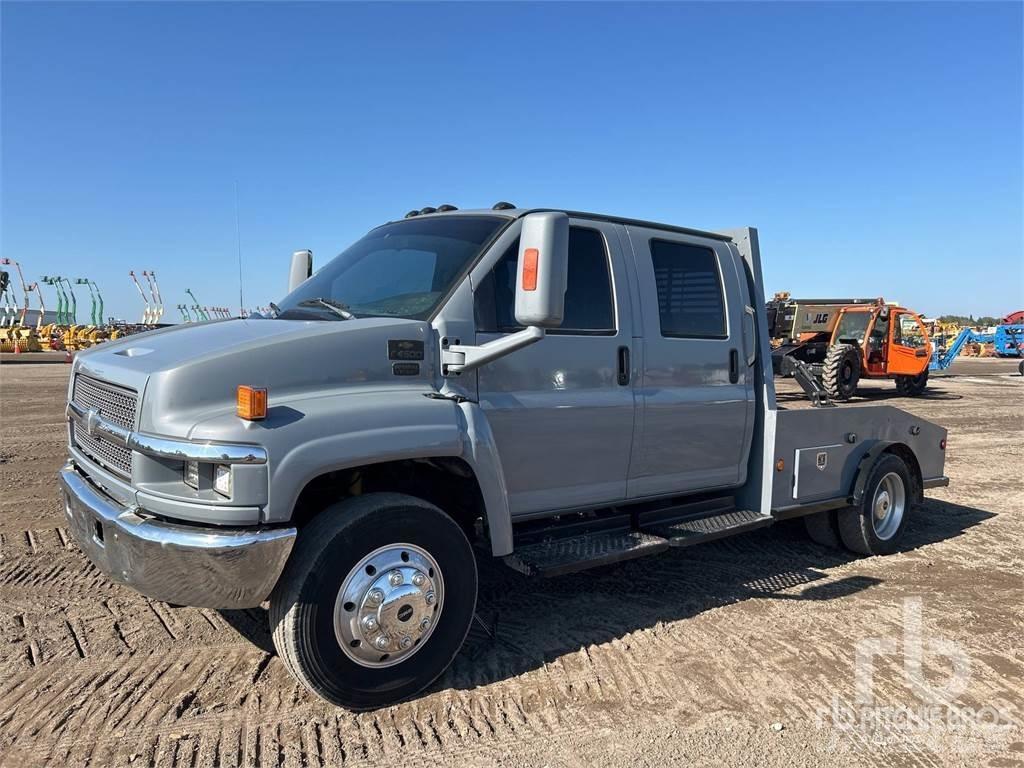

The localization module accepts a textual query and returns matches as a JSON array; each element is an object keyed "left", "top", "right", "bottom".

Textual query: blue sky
[{"left": 2, "top": 1, "right": 1021, "bottom": 322}]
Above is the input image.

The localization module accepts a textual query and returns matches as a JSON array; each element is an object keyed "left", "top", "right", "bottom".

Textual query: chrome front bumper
[{"left": 58, "top": 462, "right": 296, "bottom": 609}]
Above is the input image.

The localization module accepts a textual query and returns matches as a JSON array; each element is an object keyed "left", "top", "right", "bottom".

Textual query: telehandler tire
[
  {"left": 803, "top": 509, "right": 842, "bottom": 548},
  {"left": 821, "top": 343, "right": 861, "bottom": 401},
  {"left": 837, "top": 454, "right": 912, "bottom": 556},
  {"left": 270, "top": 492, "right": 477, "bottom": 710},
  {"left": 895, "top": 370, "right": 929, "bottom": 396}
]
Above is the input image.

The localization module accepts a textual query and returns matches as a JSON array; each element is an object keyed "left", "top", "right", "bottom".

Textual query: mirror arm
[{"left": 442, "top": 326, "right": 545, "bottom": 374}]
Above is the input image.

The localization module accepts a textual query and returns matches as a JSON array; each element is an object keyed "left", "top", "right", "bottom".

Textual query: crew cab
[{"left": 58, "top": 204, "right": 948, "bottom": 709}]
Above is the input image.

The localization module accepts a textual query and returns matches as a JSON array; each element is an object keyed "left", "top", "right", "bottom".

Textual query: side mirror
[
  {"left": 288, "top": 249, "right": 313, "bottom": 293},
  {"left": 514, "top": 212, "right": 569, "bottom": 328}
]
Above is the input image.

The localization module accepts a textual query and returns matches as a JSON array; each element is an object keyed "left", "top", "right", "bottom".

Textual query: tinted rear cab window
[
  {"left": 476, "top": 227, "right": 615, "bottom": 334},
  {"left": 650, "top": 239, "right": 727, "bottom": 338}
]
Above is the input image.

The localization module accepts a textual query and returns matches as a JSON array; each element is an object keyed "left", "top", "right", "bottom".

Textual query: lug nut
[
  {"left": 412, "top": 572, "right": 426, "bottom": 587},
  {"left": 420, "top": 618, "right": 431, "bottom": 631},
  {"left": 388, "top": 570, "right": 403, "bottom": 586},
  {"left": 399, "top": 636, "right": 413, "bottom": 649},
  {"left": 425, "top": 591, "right": 436, "bottom": 605},
  {"left": 362, "top": 615, "right": 378, "bottom": 631},
  {"left": 366, "top": 589, "right": 384, "bottom": 606},
  {"left": 374, "top": 636, "right": 390, "bottom": 650}
]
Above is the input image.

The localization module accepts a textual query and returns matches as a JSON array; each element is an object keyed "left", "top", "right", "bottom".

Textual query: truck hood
[{"left": 74, "top": 317, "right": 435, "bottom": 433}]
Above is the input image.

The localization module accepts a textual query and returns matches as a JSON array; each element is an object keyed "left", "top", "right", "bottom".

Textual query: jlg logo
[{"left": 805, "top": 312, "right": 830, "bottom": 324}]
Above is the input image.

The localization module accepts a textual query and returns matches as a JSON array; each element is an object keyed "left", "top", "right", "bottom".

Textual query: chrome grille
[
  {"left": 71, "top": 423, "right": 133, "bottom": 478},
  {"left": 71, "top": 374, "right": 138, "bottom": 478},
  {"left": 73, "top": 375, "right": 137, "bottom": 430}
]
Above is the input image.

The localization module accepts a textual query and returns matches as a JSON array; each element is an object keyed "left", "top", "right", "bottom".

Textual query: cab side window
[
  {"left": 475, "top": 227, "right": 615, "bottom": 334},
  {"left": 649, "top": 239, "right": 727, "bottom": 339}
]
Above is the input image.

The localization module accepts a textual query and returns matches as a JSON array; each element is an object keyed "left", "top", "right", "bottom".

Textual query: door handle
[
  {"left": 729, "top": 349, "right": 739, "bottom": 383},
  {"left": 617, "top": 345, "right": 630, "bottom": 386}
]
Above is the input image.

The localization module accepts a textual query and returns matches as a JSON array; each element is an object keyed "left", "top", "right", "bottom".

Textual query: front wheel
[
  {"left": 895, "top": 369, "right": 929, "bottom": 396},
  {"left": 821, "top": 344, "right": 861, "bottom": 401},
  {"left": 270, "top": 493, "right": 478, "bottom": 710}
]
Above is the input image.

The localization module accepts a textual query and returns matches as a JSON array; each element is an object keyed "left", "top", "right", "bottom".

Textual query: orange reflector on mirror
[
  {"left": 522, "top": 248, "right": 539, "bottom": 291},
  {"left": 237, "top": 385, "right": 267, "bottom": 420}
]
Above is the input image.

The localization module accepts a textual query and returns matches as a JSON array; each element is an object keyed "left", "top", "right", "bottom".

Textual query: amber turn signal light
[
  {"left": 237, "top": 385, "right": 267, "bottom": 420},
  {"left": 521, "top": 248, "right": 539, "bottom": 291}
]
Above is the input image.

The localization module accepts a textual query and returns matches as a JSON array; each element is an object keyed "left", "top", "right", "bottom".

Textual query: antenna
[{"left": 235, "top": 181, "right": 244, "bottom": 317}]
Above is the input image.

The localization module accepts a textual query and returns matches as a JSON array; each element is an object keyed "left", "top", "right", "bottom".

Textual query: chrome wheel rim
[
  {"left": 871, "top": 472, "right": 906, "bottom": 540},
  {"left": 334, "top": 543, "right": 444, "bottom": 668}
]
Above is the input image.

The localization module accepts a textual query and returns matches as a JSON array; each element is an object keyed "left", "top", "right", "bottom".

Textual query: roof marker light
[{"left": 237, "top": 385, "right": 267, "bottom": 421}]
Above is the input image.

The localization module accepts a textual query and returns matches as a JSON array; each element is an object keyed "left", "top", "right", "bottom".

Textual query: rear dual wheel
[
  {"left": 804, "top": 453, "right": 912, "bottom": 556},
  {"left": 270, "top": 493, "right": 477, "bottom": 710}
]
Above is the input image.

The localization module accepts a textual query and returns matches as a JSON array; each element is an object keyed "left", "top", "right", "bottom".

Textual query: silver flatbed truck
[{"left": 58, "top": 205, "right": 949, "bottom": 709}]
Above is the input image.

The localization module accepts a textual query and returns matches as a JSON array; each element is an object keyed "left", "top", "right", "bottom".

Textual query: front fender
[{"left": 199, "top": 389, "right": 514, "bottom": 556}]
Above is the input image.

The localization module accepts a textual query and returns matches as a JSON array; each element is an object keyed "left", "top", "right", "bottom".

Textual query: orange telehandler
[{"left": 767, "top": 295, "right": 933, "bottom": 402}]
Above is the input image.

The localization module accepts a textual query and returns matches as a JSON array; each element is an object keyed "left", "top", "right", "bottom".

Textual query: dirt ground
[{"left": 0, "top": 358, "right": 1021, "bottom": 767}]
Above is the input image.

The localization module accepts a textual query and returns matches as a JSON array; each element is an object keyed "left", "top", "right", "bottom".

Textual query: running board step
[
  {"left": 641, "top": 509, "right": 773, "bottom": 547},
  {"left": 503, "top": 530, "right": 669, "bottom": 578}
]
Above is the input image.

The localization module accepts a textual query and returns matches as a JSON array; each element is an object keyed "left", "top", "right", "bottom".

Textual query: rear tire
[
  {"left": 821, "top": 344, "right": 861, "bottom": 401},
  {"left": 837, "top": 454, "right": 912, "bottom": 555},
  {"left": 803, "top": 509, "right": 842, "bottom": 548},
  {"left": 895, "top": 369, "right": 929, "bottom": 396},
  {"left": 270, "top": 493, "right": 477, "bottom": 710}
]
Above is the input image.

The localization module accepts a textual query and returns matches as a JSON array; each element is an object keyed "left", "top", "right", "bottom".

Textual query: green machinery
[
  {"left": 74, "top": 278, "right": 105, "bottom": 326},
  {"left": 186, "top": 289, "right": 210, "bottom": 321},
  {"left": 41, "top": 276, "right": 74, "bottom": 325}
]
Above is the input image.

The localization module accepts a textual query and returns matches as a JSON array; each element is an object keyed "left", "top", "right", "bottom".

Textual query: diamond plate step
[
  {"left": 503, "top": 530, "right": 669, "bottom": 578},
  {"left": 642, "top": 508, "right": 773, "bottom": 548}
]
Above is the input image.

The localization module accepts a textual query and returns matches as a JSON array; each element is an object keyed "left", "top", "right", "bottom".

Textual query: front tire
[
  {"left": 895, "top": 369, "right": 929, "bottom": 396},
  {"left": 821, "top": 344, "right": 861, "bottom": 401},
  {"left": 837, "top": 454, "right": 912, "bottom": 555},
  {"left": 270, "top": 493, "right": 478, "bottom": 710}
]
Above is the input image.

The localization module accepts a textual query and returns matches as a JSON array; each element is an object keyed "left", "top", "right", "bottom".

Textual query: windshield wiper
[{"left": 297, "top": 297, "right": 355, "bottom": 320}]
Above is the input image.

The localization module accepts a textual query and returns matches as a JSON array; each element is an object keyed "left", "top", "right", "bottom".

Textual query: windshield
[
  {"left": 834, "top": 311, "right": 872, "bottom": 343},
  {"left": 275, "top": 215, "right": 507, "bottom": 320}
]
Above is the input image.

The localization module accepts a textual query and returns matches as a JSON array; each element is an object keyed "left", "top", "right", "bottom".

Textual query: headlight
[
  {"left": 214, "top": 464, "right": 232, "bottom": 497},
  {"left": 184, "top": 460, "right": 200, "bottom": 489}
]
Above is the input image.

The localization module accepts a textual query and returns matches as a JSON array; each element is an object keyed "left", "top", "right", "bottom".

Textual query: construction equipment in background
[
  {"left": 931, "top": 322, "right": 1024, "bottom": 373},
  {"left": 41, "top": 277, "right": 65, "bottom": 325},
  {"left": 61, "top": 277, "right": 78, "bottom": 325},
  {"left": 177, "top": 304, "right": 193, "bottom": 322},
  {"left": 74, "top": 278, "right": 105, "bottom": 327},
  {"left": 0, "top": 259, "right": 42, "bottom": 352},
  {"left": 129, "top": 271, "right": 153, "bottom": 325},
  {"left": 1, "top": 258, "right": 30, "bottom": 327},
  {"left": 143, "top": 270, "right": 164, "bottom": 323},
  {"left": 27, "top": 282, "right": 44, "bottom": 330},
  {"left": 767, "top": 294, "right": 933, "bottom": 402},
  {"left": 186, "top": 289, "right": 209, "bottom": 321},
  {"left": 0, "top": 270, "right": 16, "bottom": 327}
]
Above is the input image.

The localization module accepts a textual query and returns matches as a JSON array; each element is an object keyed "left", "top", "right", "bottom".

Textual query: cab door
[
  {"left": 625, "top": 227, "right": 756, "bottom": 498},
  {"left": 472, "top": 220, "right": 637, "bottom": 517},
  {"left": 887, "top": 311, "right": 932, "bottom": 375}
]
